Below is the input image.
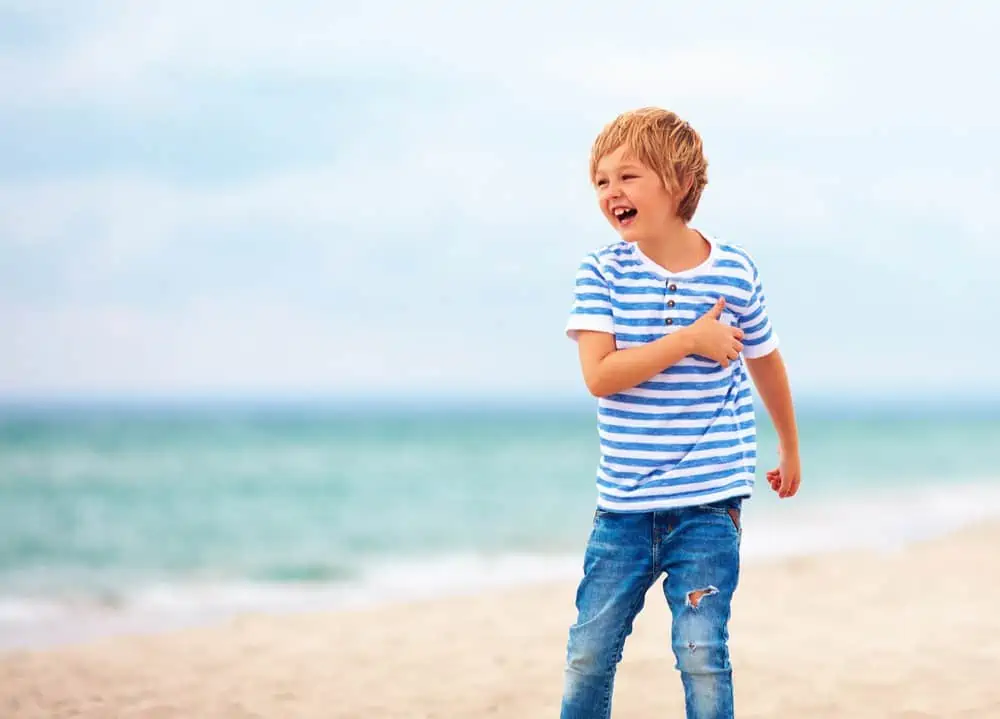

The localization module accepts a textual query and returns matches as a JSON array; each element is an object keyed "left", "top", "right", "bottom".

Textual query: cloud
[
  {"left": 543, "top": 46, "right": 835, "bottom": 113},
  {"left": 6, "top": 0, "right": 993, "bottom": 142},
  {"left": 868, "top": 170, "right": 1000, "bottom": 250},
  {"left": 0, "top": 143, "right": 590, "bottom": 263},
  {"left": 0, "top": 295, "right": 576, "bottom": 396},
  {"left": 0, "top": 1, "right": 839, "bottom": 114},
  {"left": 2, "top": 1, "right": 1000, "bottom": 397}
]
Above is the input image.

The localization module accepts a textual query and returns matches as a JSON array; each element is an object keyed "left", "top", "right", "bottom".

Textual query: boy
[{"left": 560, "top": 107, "right": 801, "bottom": 719}]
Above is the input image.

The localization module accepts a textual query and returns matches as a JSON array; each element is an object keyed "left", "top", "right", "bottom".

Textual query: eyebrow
[{"left": 596, "top": 163, "right": 643, "bottom": 177}]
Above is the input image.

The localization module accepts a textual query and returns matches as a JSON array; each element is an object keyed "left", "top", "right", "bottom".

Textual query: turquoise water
[{"left": 1, "top": 399, "right": 998, "bottom": 647}]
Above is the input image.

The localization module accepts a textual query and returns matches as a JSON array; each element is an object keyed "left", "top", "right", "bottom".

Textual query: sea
[{"left": 1, "top": 397, "right": 999, "bottom": 651}]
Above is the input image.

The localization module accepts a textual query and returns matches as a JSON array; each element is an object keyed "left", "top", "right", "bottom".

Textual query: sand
[{"left": 2, "top": 522, "right": 999, "bottom": 718}]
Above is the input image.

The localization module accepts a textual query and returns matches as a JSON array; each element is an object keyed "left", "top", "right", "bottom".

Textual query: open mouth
[{"left": 613, "top": 207, "right": 638, "bottom": 224}]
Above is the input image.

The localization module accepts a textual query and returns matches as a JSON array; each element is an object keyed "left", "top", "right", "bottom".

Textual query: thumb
[{"left": 705, "top": 297, "right": 725, "bottom": 318}]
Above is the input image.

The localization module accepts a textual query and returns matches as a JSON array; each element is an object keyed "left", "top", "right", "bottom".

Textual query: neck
[{"left": 636, "top": 219, "right": 709, "bottom": 274}]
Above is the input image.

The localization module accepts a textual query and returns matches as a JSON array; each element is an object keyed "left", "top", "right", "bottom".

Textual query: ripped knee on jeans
[{"left": 685, "top": 586, "right": 719, "bottom": 609}]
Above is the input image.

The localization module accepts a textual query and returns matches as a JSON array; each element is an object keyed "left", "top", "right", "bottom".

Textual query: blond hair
[{"left": 589, "top": 107, "right": 708, "bottom": 222}]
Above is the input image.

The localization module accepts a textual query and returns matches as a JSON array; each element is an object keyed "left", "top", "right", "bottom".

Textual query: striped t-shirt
[{"left": 565, "top": 233, "right": 779, "bottom": 512}]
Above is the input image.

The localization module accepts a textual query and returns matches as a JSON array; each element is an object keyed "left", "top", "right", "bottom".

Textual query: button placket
[{"left": 665, "top": 280, "right": 678, "bottom": 326}]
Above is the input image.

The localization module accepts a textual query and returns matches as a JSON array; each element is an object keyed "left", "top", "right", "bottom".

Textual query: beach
[
  {"left": 5, "top": 2, "right": 1000, "bottom": 716},
  {"left": 3, "top": 519, "right": 999, "bottom": 718}
]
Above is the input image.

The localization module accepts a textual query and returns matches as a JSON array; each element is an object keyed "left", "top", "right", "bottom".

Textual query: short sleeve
[
  {"left": 737, "top": 260, "right": 779, "bottom": 359},
  {"left": 565, "top": 253, "right": 615, "bottom": 341}
]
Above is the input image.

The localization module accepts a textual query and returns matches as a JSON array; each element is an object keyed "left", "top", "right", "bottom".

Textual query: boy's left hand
[{"left": 766, "top": 446, "right": 801, "bottom": 499}]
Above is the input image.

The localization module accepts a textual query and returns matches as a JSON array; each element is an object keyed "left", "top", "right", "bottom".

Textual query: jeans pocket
[
  {"left": 695, "top": 503, "right": 741, "bottom": 535},
  {"left": 726, "top": 507, "right": 741, "bottom": 534}
]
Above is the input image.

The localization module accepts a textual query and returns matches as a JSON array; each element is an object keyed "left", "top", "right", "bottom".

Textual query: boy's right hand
[{"left": 682, "top": 298, "right": 744, "bottom": 367}]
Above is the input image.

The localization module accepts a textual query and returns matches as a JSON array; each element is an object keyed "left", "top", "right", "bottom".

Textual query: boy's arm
[
  {"left": 578, "top": 298, "right": 744, "bottom": 398},
  {"left": 745, "top": 349, "right": 801, "bottom": 498},
  {"left": 578, "top": 331, "right": 695, "bottom": 398}
]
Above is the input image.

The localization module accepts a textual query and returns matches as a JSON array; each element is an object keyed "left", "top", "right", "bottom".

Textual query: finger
[{"left": 780, "top": 472, "right": 797, "bottom": 498}]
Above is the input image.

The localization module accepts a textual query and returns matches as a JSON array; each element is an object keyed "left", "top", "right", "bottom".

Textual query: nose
[{"left": 602, "top": 180, "right": 623, "bottom": 199}]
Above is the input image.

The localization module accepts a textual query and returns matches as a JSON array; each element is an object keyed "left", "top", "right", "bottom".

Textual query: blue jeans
[{"left": 559, "top": 499, "right": 742, "bottom": 719}]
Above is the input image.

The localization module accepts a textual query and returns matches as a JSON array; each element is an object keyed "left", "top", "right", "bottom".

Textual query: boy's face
[{"left": 593, "top": 145, "right": 679, "bottom": 241}]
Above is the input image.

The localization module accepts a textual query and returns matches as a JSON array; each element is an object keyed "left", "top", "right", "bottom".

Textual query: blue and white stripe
[{"left": 566, "top": 234, "right": 779, "bottom": 512}]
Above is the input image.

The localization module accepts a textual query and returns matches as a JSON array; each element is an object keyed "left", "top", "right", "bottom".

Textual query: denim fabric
[{"left": 559, "top": 499, "right": 742, "bottom": 719}]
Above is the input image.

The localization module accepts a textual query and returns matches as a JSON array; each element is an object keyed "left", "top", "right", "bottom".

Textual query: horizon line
[{"left": 1, "top": 390, "right": 998, "bottom": 416}]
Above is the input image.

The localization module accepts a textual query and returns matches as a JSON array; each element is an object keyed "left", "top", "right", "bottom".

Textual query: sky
[{"left": 1, "top": 1, "right": 999, "bottom": 402}]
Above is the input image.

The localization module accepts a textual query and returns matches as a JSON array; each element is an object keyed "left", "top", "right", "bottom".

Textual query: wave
[
  {"left": 3, "top": 480, "right": 999, "bottom": 652},
  {"left": 739, "top": 478, "right": 1000, "bottom": 559}
]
